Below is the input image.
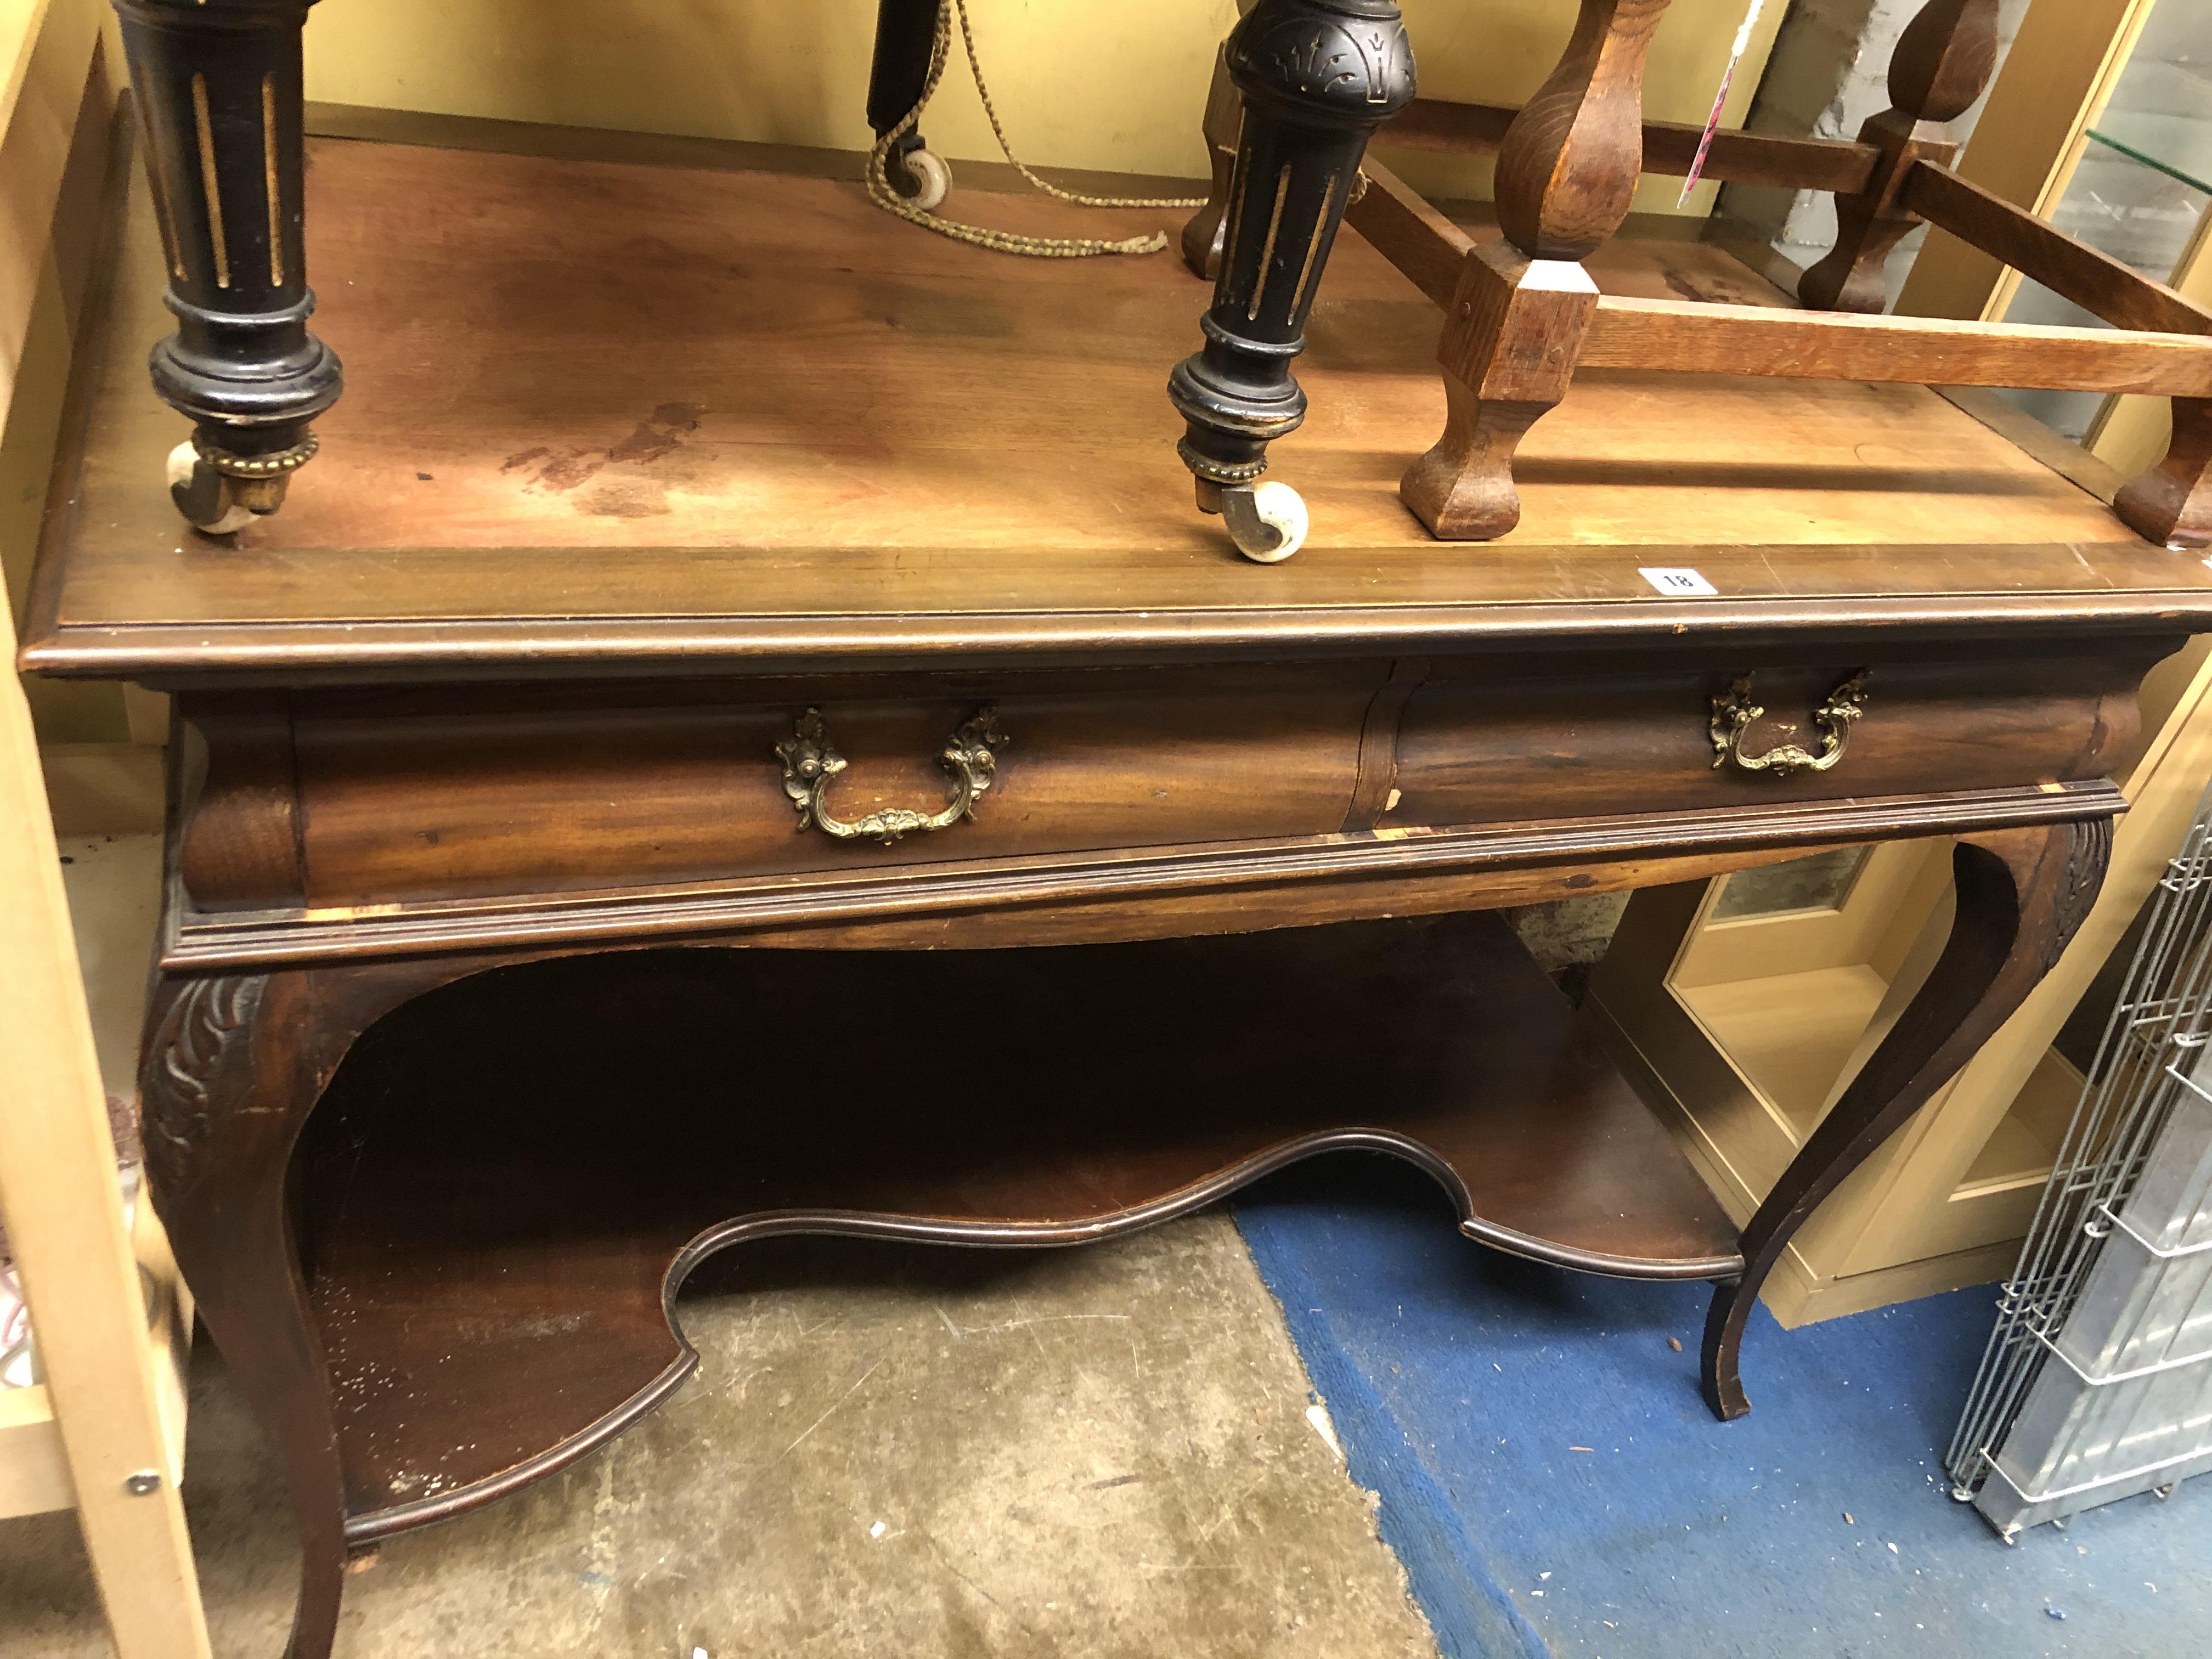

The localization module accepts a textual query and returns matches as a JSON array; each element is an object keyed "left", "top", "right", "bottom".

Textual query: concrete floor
[{"left": 1, "top": 1215, "right": 1440, "bottom": 1658}]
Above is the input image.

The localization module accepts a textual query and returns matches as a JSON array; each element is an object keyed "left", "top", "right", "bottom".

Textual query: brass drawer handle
[
  {"left": 776, "top": 706, "right": 1008, "bottom": 845},
  {"left": 1709, "top": 671, "right": 1870, "bottom": 780}
]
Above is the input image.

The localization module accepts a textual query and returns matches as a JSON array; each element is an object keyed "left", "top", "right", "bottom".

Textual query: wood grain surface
[{"left": 29, "top": 130, "right": 2212, "bottom": 685}]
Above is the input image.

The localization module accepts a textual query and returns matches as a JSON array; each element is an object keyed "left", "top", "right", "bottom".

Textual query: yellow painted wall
[{"left": 303, "top": 0, "right": 1785, "bottom": 216}]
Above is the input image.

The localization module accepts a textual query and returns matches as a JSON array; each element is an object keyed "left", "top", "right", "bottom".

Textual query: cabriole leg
[
  {"left": 140, "top": 973, "right": 346, "bottom": 1659},
  {"left": 1169, "top": 0, "right": 1414, "bottom": 563},
  {"left": 114, "top": 0, "right": 340, "bottom": 535},
  {"left": 1701, "top": 819, "right": 2111, "bottom": 1420}
]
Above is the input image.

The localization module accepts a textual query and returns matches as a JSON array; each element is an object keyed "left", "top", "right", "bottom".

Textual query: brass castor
[{"left": 166, "top": 435, "right": 316, "bottom": 535}]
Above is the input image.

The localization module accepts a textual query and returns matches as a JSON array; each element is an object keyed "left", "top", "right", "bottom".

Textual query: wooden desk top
[{"left": 27, "top": 120, "right": 2212, "bottom": 683}]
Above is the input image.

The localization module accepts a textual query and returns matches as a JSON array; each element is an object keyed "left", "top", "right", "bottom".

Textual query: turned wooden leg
[
  {"left": 1400, "top": 0, "right": 1669, "bottom": 541},
  {"left": 113, "top": 0, "right": 341, "bottom": 535},
  {"left": 867, "top": 0, "right": 949, "bottom": 207},
  {"left": 1799, "top": 0, "right": 1998, "bottom": 313},
  {"left": 1701, "top": 818, "right": 2112, "bottom": 1420},
  {"left": 1178, "top": 43, "right": 1246, "bottom": 281},
  {"left": 1168, "top": 0, "right": 1415, "bottom": 562},
  {"left": 1401, "top": 242, "right": 1598, "bottom": 539},
  {"left": 140, "top": 972, "right": 346, "bottom": 1659},
  {"left": 2114, "top": 397, "right": 2212, "bottom": 550}
]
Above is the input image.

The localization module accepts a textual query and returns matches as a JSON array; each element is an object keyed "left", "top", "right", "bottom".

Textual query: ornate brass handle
[
  {"left": 1709, "top": 671, "right": 1870, "bottom": 780},
  {"left": 776, "top": 706, "right": 1008, "bottom": 845}
]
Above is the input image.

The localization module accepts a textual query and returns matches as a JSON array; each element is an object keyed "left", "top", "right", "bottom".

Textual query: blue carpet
[{"left": 1235, "top": 1154, "right": 2212, "bottom": 1659}]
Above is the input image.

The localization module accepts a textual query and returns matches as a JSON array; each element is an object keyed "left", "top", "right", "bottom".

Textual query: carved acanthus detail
[
  {"left": 2046, "top": 816, "right": 2115, "bottom": 972},
  {"left": 140, "top": 974, "right": 266, "bottom": 1194}
]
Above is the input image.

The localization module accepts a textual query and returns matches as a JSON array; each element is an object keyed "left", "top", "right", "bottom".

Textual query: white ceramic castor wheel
[
  {"left": 896, "top": 147, "right": 952, "bottom": 212},
  {"left": 166, "top": 441, "right": 254, "bottom": 535},
  {"left": 1221, "top": 480, "right": 1308, "bottom": 564}
]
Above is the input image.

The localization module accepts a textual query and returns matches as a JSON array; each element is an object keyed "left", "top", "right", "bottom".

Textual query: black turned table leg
[
  {"left": 1701, "top": 819, "right": 2112, "bottom": 1420},
  {"left": 868, "top": 0, "right": 951, "bottom": 208},
  {"left": 114, "top": 0, "right": 340, "bottom": 535},
  {"left": 1168, "top": 0, "right": 1413, "bottom": 563}
]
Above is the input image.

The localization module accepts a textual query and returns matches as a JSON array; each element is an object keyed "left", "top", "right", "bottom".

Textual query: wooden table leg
[
  {"left": 139, "top": 973, "right": 342, "bottom": 1659},
  {"left": 1700, "top": 817, "right": 2113, "bottom": 1420},
  {"left": 1798, "top": 0, "right": 1999, "bottom": 314},
  {"left": 1400, "top": 0, "right": 1671, "bottom": 541},
  {"left": 110, "top": 0, "right": 340, "bottom": 534},
  {"left": 140, "top": 960, "right": 469, "bottom": 1659},
  {"left": 1177, "top": 41, "right": 1245, "bottom": 281},
  {"left": 1167, "top": 0, "right": 1414, "bottom": 561}
]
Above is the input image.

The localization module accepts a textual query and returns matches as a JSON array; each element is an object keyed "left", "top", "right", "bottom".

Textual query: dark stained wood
[
  {"left": 264, "top": 667, "right": 1381, "bottom": 909},
  {"left": 1389, "top": 650, "right": 2147, "bottom": 826},
  {"left": 1703, "top": 817, "right": 2108, "bottom": 1417},
  {"left": 33, "top": 114, "right": 2210, "bottom": 1659},
  {"left": 161, "top": 780, "right": 2129, "bottom": 970},
  {"left": 1341, "top": 654, "right": 1429, "bottom": 831},
  {"left": 1383, "top": 97, "right": 1881, "bottom": 196},
  {"left": 289, "top": 915, "right": 1740, "bottom": 1536},
  {"left": 139, "top": 971, "right": 346, "bottom": 1659}
]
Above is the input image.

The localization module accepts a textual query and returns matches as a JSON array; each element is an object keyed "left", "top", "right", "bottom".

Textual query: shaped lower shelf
[{"left": 300, "top": 911, "right": 1739, "bottom": 1539}]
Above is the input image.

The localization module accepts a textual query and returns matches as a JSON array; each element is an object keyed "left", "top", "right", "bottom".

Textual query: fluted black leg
[
  {"left": 1167, "top": 0, "right": 1413, "bottom": 561},
  {"left": 114, "top": 0, "right": 340, "bottom": 533}
]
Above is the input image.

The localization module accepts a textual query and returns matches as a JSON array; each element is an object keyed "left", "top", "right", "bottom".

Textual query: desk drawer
[
  {"left": 1385, "top": 653, "right": 2138, "bottom": 830},
  {"left": 177, "top": 647, "right": 2149, "bottom": 916},
  {"left": 189, "top": 666, "right": 1384, "bottom": 910}
]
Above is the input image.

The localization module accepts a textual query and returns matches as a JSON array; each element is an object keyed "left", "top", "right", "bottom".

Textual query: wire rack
[{"left": 1945, "top": 781, "right": 2212, "bottom": 1501}]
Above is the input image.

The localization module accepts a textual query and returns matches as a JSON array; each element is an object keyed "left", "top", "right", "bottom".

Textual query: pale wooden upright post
[
  {"left": 1, "top": 0, "right": 213, "bottom": 1648},
  {"left": 1400, "top": 0, "right": 1672, "bottom": 541},
  {"left": 0, "top": 620, "right": 213, "bottom": 1658}
]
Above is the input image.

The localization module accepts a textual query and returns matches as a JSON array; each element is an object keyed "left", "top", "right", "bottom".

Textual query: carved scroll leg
[
  {"left": 142, "top": 972, "right": 347, "bottom": 1659},
  {"left": 1799, "top": 0, "right": 1997, "bottom": 313},
  {"left": 113, "top": 0, "right": 341, "bottom": 533},
  {"left": 1178, "top": 43, "right": 1246, "bottom": 280},
  {"left": 1168, "top": 0, "right": 1415, "bottom": 560},
  {"left": 1401, "top": 241, "right": 1598, "bottom": 540},
  {"left": 1701, "top": 818, "right": 2111, "bottom": 1420},
  {"left": 2114, "top": 397, "right": 2212, "bottom": 550}
]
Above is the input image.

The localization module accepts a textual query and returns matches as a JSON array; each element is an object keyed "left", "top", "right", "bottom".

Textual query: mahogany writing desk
[{"left": 24, "top": 117, "right": 2212, "bottom": 1659}]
